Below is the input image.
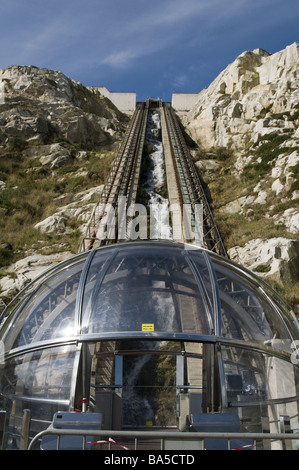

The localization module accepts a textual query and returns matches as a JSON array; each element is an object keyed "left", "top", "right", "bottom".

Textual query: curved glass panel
[
  {"left": 0, "top": 345, "right": 76, "bottom": 403},
  {"left": 0, "top": 242, "right": 297, "bottom": 450},
  {"left": 1, "top": 256, "right": 86, "bottom": 351},
  {"left": 0, "top": 345, "right": 77, "bottom": 449},
  {"left": 221, "top": 346, "right": 299, "bottom": 406},
  {"left": 82, "top": 246, "right": 213, "bottom": 335},
  {"left": 81, "top": 249, "right": 113, "bottom": 332},
  {"left": 211, "top": 259, "right": 292, "bottom": 345},
  {"left": 221, "top": 344, "right": 299, "bottom": 432}
]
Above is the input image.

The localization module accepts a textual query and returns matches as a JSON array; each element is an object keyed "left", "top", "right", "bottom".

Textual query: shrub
[
  {"left": 289, "top": 162, "right": 299, "bottom": 193},
  {"left": 0, "top": 244, "right": 13, "bottom": 267},
  {"left": 253, "top": 263, "right": 271, "bottom": 273},
  {"left": 241, "top": 133, "right": 292, "bottom": 183},
  {"left": 242, "top": 160, "right": 271, "bottom": 182},
  {"left": 213, "top": 146, "right": 233, "bottom": 161},
  {"left": 8, "top": 137, "right": 27, "bottom": 153},
  {"left": 254, "top": 133, "right": 290, "bottom": 161}
]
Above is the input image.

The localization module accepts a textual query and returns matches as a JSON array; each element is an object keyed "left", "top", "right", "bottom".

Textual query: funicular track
[
  {"left": 162, "top": 103, "right": 227, "bottom": 257},
  {"left": 79, "top": 100, "right": 226, "bottom": 257},
  {"left": 79, "top": 102, "right": 148, "bottom": 252}
]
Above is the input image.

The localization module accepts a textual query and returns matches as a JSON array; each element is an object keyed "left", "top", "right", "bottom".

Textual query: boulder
[
  {"left": 38, "top": 143, "right": 71, "bottom": 166},
  {"left": 271, "top": 178, "right": 285, "bottom": 195},
  {"left": 0, "top": 251, "right": 73, "bottom": 298},
  {"left": 228, "top": 238, "right": 299, "bottom": 283},
  {"left": 195, "top": 159, "right": 220, "bottom": 175},
  {"left": 50, "top": 154, "right": 73, "bottom": 169},
  {"left": 273, "top": 209, "right": 299, "bottom": 234},
  {"left": 34, "top": 215, "right": 68, "bottom": 233},
  {"left": 223, "top": 195, "right": 255, "bottom": 214},
  {"left": 34, "top": 184, "right": 103, "bottom": 235}
]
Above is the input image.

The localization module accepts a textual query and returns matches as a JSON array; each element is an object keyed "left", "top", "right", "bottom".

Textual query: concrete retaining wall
[
  {"left": 97, "top": 87, "right": 136, "bottom": 114},
  {"left": 172, "top": 93, "right": 199, "bottom": 111}
]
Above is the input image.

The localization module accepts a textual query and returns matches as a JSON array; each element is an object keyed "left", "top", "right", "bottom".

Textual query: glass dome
[{"left": 0, "top": 241, "right": 298, "bottom": 449}]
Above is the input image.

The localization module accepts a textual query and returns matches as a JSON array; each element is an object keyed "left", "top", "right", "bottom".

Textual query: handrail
[{"left": 27, "top": 426, "right": 299, "bottom": 450}]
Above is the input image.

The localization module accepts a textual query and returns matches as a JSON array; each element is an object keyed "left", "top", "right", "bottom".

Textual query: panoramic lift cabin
[{"left": 0, "top": 240, "right": 298, "bottom": 450}]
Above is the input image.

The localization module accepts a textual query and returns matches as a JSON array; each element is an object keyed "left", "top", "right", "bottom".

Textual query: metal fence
[
  {"left": 27, "top": 427, "right": 299, "bottom": 451},
  {"left": 1, "top": 409, "right": 298, "bottom": 450}
]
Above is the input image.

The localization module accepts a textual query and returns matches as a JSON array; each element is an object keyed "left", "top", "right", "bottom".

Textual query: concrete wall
[
  {"left": 97, "top": 87, "right": 136, "bottom": 114},
  {"left": 172, "top": 93, "right": 199, "bottom": 111}
]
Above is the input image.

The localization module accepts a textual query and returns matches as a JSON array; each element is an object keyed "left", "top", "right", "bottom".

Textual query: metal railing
[
  {"left": 163, "top": 104, "right": 227, "bottom": 257},
  {"left": 1, "top": 408, "right": 299, "bottom": 450},
  {"left": 27, "top": 427, "right": 299, "bottom": 450},
  {"left": 78, "top": 103, "right": 148, "bottom": 252}
]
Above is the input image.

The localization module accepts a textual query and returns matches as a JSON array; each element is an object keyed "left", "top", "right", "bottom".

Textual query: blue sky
[{"left": 0, "top": 0, "right": 298, "bottom": 102}]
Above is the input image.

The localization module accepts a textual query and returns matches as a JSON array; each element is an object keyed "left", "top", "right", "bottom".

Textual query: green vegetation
[
  {"left": 192, "top": 130, "right": 299, "bottom": 310},
  {"left": 214, "top": 209, "right": 291, "bottom": 249},
  {"left": 252, "top": 263, "right": 271, "bottom": 273},
  {"left": 192, "top": 146, "right": 234, "bottom": 163},
  {"left": 289, "top": 162, "right": 299, "bottom": 192},
  {"left": 0, "top": 142, "right": 118, "bottom": 271},
  {"left": 241, "top": 133, "right": 294, "bottom": 183}
]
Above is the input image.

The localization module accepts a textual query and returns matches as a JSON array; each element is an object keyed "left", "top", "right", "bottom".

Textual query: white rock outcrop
[
  {"left": 0, "top": 65, "right": 127, "bottom": 147},
  {"left": 0, "top": 251, "right": 73, "bottom": 299},
  {"left": 34, "top": 184, "right": 104, "bottom": 234},
  {"left": 184, "top": 43, "right": 299, "bottom": 150},
  {"left": 228, "top": 238, "right": 299, "bottom": 283},
  {"left": 184, "top": 43, "right": 299, "bottom": 290}
]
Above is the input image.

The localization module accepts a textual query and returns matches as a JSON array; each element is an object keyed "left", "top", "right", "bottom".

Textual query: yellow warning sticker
[{"left": 142, "top": 323, "right": 154, "bottom": 331}]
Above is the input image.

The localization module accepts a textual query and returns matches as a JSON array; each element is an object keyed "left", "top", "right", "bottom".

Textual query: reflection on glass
[
  {"left": 122, "top": 351, "right": 177, "bottom": 427},
  {"left": 213, "top": 262, "right": 291, "bottom": 343},
  {"left": 222, "top": 344, "right": 298, "bottom": 403},
  {"left": 1, "top": 345, "right": 76, "bottom": 402},
  {"left": 84, "top": 247, "right": 212, "bottom": 335},
  {"left": 0, "top": 242, "right": 297, "bottom": 450},
  {"left": 221, "top": 344, "right": 299, "bottom": 436},
  {"left": 2, "top": 257, "right": 85, "bottom": 350}
]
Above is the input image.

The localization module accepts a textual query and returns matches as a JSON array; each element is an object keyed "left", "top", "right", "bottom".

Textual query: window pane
[
  {"left": 214, "top": 263, "right": 291, "bottom": 344},
  {"left": 221, "top": 344, "right": 299, "bottom": 436},
  {"left": 222, "top": 345, "right": 298, "bottom": 403},
  {"left": 0, "top": 345, "right": 76, "bottom": 449},
  {"left": 1, "top": 257, "right": 85, "bottom": 350},
  {"left": 0, "top": 345, "right": 76, "bottom": 403},
  {"left": 83, "top": 247, "right": 212, "bottom": 335}
]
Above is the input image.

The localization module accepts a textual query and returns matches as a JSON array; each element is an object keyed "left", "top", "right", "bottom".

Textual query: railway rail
[
  {"left": 79, "top": 100, "right": 227, "bottom": 257},
  {"left": 79, "top": 102, "right": 148, "bottom": 252}
]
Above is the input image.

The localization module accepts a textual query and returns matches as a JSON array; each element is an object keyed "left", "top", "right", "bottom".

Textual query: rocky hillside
[
  {"left": 0, "top": 65, "right": 127, "bottom": 147},
  {"left": 0, "top": 65, "right": 128, "bottom": 304},
  {"left": 183, "top": 42, "right": 299, "bottom": 311},
  {"left": 0, "top": 48, "right": 298, "bottom": 313}
]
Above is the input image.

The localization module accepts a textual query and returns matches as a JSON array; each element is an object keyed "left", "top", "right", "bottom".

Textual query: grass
[
  {"left": 0, "top": 142, "right": 118, "bottom": 271},
  {"left": 241, "top": 133, "right": 295, "bottom": 184},
  {"left": 193, "top": 132, "right": 299, "bottom": 311},
  {"left": 288, "top": 162, "right": 299, "bottom": 193},
  {"left": 272, "top": 281, "right": 299, "bottom": 312},
  {"left": 214, "top": 210, "right": 291, "bottom": 249}
]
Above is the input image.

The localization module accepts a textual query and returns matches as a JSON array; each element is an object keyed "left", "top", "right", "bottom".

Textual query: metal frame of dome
[
  {"left": 1, "top": 240, "right": 298, "bottom": 347},
  {"left": 0, "top": 240, "right": 298, "bottom": 448}
]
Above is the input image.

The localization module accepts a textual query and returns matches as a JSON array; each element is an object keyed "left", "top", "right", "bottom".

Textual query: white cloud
[
  {"left": 172, "top": 74, "right": 189, "bottom": 90},
  {"left": 102, "top": 49, "right": 139, "bottom": 68}
]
